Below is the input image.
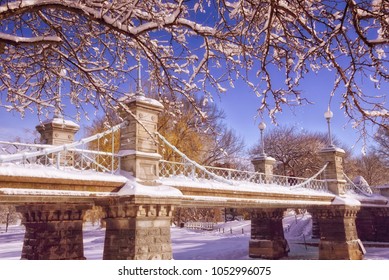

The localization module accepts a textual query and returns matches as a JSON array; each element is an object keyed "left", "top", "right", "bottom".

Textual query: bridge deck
[
  {"left": 159, "top": 176, "right": 335, "bottom": 208},
  {"left": 0, "top": 164, "right": 126, "bottom": 204},
  {"left": 0, "top": 164, "right": 388, "bottom": 209}
]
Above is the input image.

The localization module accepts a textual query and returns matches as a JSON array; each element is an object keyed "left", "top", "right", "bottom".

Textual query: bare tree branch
[{"left": 0, "top": 0, "right": 387, "bottom": 134}]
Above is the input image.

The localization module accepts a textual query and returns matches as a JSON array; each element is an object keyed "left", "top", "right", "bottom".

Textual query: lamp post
[
  {"left": 55, "top": 69, "right": 67, "bottom": 118},
  {"left": 252, "top": 121, "right": 275, "bottom": 176},
  {"left": 258, "top": 121, "right": 266, "bottom": 156},
  {"left": 136, "top": 52, "right": 144, "bottom": 96},
  {"left": 324, "top": 107, "right": 334, "bottom": 148}
]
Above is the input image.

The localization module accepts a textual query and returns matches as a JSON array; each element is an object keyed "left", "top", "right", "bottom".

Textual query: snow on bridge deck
[
  {"left": 159, "top": 175, "right": 336, "bottom": 208},
  {"left": 0, "top": 163, "right": 387, "bottom": 208},
  {"left": 0, "top": 163, "right": 336, "bottom": 207}
]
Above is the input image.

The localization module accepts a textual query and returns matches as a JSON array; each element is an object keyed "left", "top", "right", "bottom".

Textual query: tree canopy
[
  {"left": 374, "top": 121, "right": 389, "bottom": 165},
  {"left": 0, "top": 0, "right": 387, "bottom": 130},
  {"left": 158, "top": 95, "right": 245, "bottom": 166},
  {"left": 249, "top": 125, "right": 330, "bottom": 177}
]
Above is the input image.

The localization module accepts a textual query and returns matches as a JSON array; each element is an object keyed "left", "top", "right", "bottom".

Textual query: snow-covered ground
[{"left": 1, "top": 214, "right": 389, "bottom": 260}]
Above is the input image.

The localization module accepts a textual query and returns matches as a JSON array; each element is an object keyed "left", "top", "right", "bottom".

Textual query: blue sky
[{"left": 214, "top": 68, "right": 386, "bottom": 156}]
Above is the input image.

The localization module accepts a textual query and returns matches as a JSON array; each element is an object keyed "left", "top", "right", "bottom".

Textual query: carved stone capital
[
  {"left": 311, "top": 206, "right": 360, "bottom": 219},
  {"left": 16, "top": 203, "right": 89, "bottom": 260},
  {"left": 16, "top": 204, "right": 89, "bottom": 223},
  {"left": 251, "top": 208, "right": 285, "bottom": 219},
  {"left": 103, "top": 203, "right": 174, "bottom": 219},
  {"left": 373, "top": 207, "right": 389, "bottom": 217}
]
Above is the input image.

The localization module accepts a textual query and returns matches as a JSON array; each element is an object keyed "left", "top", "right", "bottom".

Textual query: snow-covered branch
[
  {"left": 0, "top": 0, "right": 387, "bottom": 134},
  {"left": 0, "top": 33, "right": 62, "bottom": 45}
]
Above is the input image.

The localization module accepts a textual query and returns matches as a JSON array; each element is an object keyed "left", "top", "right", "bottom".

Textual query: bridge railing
[
  {"left": 343, "top": 172, "right": 373, "bottom": 196},
  {"left": 0, "top": 141, "right": 120, "bottom": 173},
  {"left": 159, "top": 160, "right": 328, "bottom": 191},
  {"left": 184, "top": 222, "right": 214, "bottom": 231}
]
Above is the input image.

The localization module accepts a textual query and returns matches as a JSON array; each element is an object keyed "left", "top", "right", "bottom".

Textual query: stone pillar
[
  {"left": 311, "top": 216, "right": 321, "bottom": 239},
  {"left": 252, "top": 156, "right": 276, "bottom": 182},
  {"left": 119, "top": 95, "right": 164, "bottom": 183},
  {"left": 249, "top": 208, "right": 288, "bottom": 259},
  {"left": 358, "top": 207, "right": 389, "bottom": 242},
  {"left": 356, "top": 207, "right": 376, "bottom": 241},
  {"left": 36, "top": 117, "right": 79, "bottom": 166},
  {"left": 36, "top": 117, "right": 79, "bottom": 145},
  {"left": 373, "top": 208, "right": 389, "bottom": 242},
  {"left": 16, "top": 204, "right": 89, "bottom": 260},
  {"left": 311, "top": 206, "right": 363, "bottom": 260},
  {"left": 102, "top": 202, "right": 174, "bottom": 260},
  {"left": 319, "top": 147, "right": 346, "bottom": 195}
]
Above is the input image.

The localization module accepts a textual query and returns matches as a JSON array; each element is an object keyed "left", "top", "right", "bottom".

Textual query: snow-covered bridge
[{"left": 0, "top": 95, "right": 388, "bottom": 261}]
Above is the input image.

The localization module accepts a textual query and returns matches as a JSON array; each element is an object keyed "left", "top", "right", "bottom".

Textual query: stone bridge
[{"left": 0, "top": 94, "right": 388, "bottom": 260}]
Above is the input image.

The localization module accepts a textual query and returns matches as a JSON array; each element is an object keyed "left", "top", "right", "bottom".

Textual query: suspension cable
[
  {"left": 343, "top": 172, "right": 373, "bottom": 197},
  {"left": 289, "top": 162, "right": 329, "bottom": 190},
  {"left": 155, "top": 132, "right": 234, "bottom": 186}
]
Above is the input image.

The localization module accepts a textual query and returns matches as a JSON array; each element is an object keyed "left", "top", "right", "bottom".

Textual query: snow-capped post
[
  {"left": 36, "top": 112, "right": 79, "bottom": 167},
  {"left": 319, "top": 108, "right": 346, "bottom": 195},
  {"left": 251, "top": 122, "right": 276, "bottom": 182},
  {"left": 36, "top": 118, "right": 79, "bottom": 146},
  {"left": 319, "top": 146, "right": 346, "bottom": 195},
  {"left": 118, "top": 92, "right": 164, "bottom": 183},
  {"left": 36, "top": 118, "right": 79, "bottom": 166},
  {"left": 117, "top": 54, "right": 164, "bottom": 182}
]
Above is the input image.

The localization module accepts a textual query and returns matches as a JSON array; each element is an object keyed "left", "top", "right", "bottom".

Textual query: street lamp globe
[
  {"left": 258, "top": 122, "right": 266, "bottom": 131},
  {"left": 324, "top": 108, "right": 333, "bottom": 120}
]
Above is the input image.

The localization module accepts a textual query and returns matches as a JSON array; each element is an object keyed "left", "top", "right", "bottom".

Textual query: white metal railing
[
  {"left": 156, "top": 132, "right": 234, "bottom": 185},
  {"left": 343, "top": 172, "right": 373, "bottom": 196},
  {"left": 0, "top": 142, "right": 121, "bottom": 174},
  {"left": 159, "top": 160, "right": 328, "bottom": 192},
  {"left": 184, "top": 222, "right": 214, "bottom": 230},
  {"left": 0, "top": 121, "right": 127, "bottom": 174}
]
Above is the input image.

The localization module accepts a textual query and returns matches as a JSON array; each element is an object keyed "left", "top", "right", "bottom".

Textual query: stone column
[
  {"left": 319, "top": 146, "right": 346, "bottom": 195},
  {"left": 311, "top": 216, "right": 321, "bottom": 239},
  {"left": 102, "top": 202, "right": 174, "bottom": 260},
  {"left": 118, "top": 95, "right": 164, "bottom": 184},
  {"left": 249, "top": 208, "right": 288, "bottom": 259},
  {"left": 356, "top": 207, "right": 389, "bottom": 242},
  {"left": 252, "top": 156, "right": 276, "bottom": 183},
  {"left": 36, "top": 117, "right": 79, "bottom": 166},
  {"left": 16, "top": 204, "right": 89, "bottom": 260},
  {"left": 36, "top": 118, "right": 79, "bottom": 145},
  {"left": 356, "top": 207, "right": 376, "bottom": 241},
  {"left": 311, "top": 206, "right": 363, "bottom": 260},
  {"left": 373, "top": 208, "right": 389, "bottom": 242}
]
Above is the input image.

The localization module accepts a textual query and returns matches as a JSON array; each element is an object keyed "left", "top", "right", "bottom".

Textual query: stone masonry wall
[
  {"left": 103, "top": 203, "right": 174, "bottom": 260},
  {"left": 16, "top": 204, "right": 89, "bottom": 260},
  {"left": 311, "top": 206, "right": 363, "bottom": 260},
  {"left": 249, "top": 208, "right": 288, "bottom": 259}
]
